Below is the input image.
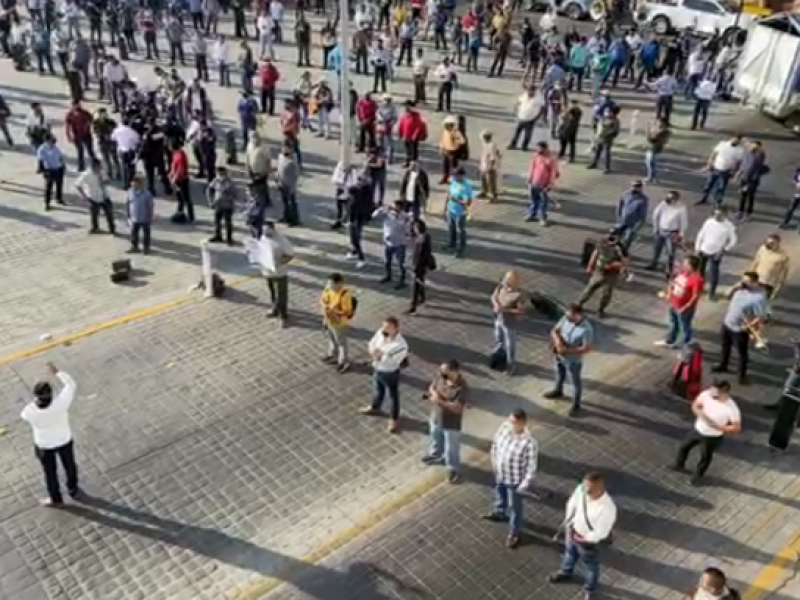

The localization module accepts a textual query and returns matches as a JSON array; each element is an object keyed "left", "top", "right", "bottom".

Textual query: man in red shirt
[
  {"left": 259, "top": 58, "right": 280, "bottom": 115},
  {"left": 356, "top": 93, "right": 377, "bottom": 153},
  {"left": 280, "top": 100, "right": 303, "bottom": 171},
  {"left": 65, "top": 101, "right": 95, "bottom": 172},
  {"left": 169, "top": 140, "right": 194, "bottom": 223},
  {"left": 397, "top": 101, "right": 427, "bottom": 167},
  {"left": 656, "top": 255, "right": 704, "bottom": 348}
]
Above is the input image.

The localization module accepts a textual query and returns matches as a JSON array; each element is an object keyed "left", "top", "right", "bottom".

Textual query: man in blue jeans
[
  {"left": 655, "top": 255, "right": 704, "bottom": 348},
  {"left": 544, "top": 304, "right": 594, "bottom": 417},
  {"left": 491, "top": 270, "right": 526, "bottom": 376},
  {"left": 361, "top": 316, "right": 409, "bottom": 434},
  {"left": 696, "top": 135, "right": 744, "bottom": 206},
  {"left": 422, "top": 360, "right": 467, "bottom": 484},
  {"left": 549, "top": 472, "right": 618, "bottom": 599},
  {"left": 483, "top": 409, "right": 538, "bottom": 549},
  {"left": 444, "top": 167, "right": 473, "bottom": 257},
  {"left": 373, "top": 200, "right": 411, "bottom": 289}
]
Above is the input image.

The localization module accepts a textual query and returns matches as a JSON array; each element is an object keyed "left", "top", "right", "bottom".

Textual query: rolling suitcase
[
  {"left": 768, "top": 395, "right": 800, "bottom": 452},
  {"left": 530, "top": 289, "right": 567, "bottom": 321}
]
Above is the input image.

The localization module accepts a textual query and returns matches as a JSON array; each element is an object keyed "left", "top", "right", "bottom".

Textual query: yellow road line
[{"left": 744, "top": 530, "right": 800, "bottom": 600}]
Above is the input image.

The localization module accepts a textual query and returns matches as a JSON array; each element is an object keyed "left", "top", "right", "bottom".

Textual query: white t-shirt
[
  {"left": 111, "top": 125, "right": 141, "bottom": 152},
  {"left": 517, "top": 93, "right": 541, "bottom": 122},
  {"left": 257, "top": 15, "right": 272, "bottom": 35},
  {"left": 687, "top": 53, "right": 706, "bottom": 76},
  {"left": 694, "top": 391, "right": 741, "bottom": 437},
  {"left": 712, "top": 140, "right": 744, "bottom": 171},
  {"left": 21, "top": 372, "right": 77, "bottom": 449},
  {"left": 695, "top": 80, "right": 716, "bottom": 101},
  {"left": 368, "top": 330, "right": 409, "bottom": 372},
  {"left": 74, "top": 169, "right": 107, "bottom": 203}
]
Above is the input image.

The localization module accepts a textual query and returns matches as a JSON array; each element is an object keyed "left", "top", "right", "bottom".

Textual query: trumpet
[{"left": 744, "top": 319, "right": 769, "bottom": 353}]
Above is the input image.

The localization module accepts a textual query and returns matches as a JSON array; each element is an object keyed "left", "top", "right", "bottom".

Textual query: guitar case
[
  {"left": 581, "top": 238, "right": 597, "bottom": 269},
  {"left": 530, "top": 290, "right": 568, "bottom": 322}
]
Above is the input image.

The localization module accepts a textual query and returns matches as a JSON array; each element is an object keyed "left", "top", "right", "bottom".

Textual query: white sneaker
[
  {"left": 356, "top": 261, "right": 366, "bottom": 269},
  {"left": 345, "top": 252, "right": 357, "bottom": 260},
  {"left": 653, "top": 340, "right": 671, "bottom": 347}
]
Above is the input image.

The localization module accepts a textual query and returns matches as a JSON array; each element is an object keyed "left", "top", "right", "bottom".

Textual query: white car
[{"left": 639, "top": 0, "right": 757, "bottom": 37}]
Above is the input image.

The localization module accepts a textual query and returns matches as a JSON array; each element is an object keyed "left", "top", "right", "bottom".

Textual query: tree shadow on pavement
[{"left": 62, "top": 494, "right": 402, "bottom": 600}]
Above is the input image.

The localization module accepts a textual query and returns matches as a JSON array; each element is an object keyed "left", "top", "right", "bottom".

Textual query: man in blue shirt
[
  {"left": 37, "top": 135, "right": 66, "bottom": 210},
  {"left": 545, "top": 303, "right": 594, "bottom": 417},
  {"left": 712, "top": 271, "right": 768, "bottom": 384},
  {"left": 444, "top": 167, "right": 472, "bottom": 257},
  {"left": 237, "top": 91, "right": 258, "bottom": 150},
  {"left": 127, "top": 174, "right": 155, "bottom": 254}
]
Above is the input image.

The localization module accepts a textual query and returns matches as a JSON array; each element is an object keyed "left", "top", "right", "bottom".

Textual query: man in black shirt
[
  {"left": 422, "top": 360, "right": 468, "bottom": 484},
  {"left": 141, "top": 120, "right": 172, "bottom": 196}
]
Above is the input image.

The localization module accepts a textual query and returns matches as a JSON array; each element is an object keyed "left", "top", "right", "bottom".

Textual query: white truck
[{"left": 637, "top": 0, "right": 758, "bottom": 38}]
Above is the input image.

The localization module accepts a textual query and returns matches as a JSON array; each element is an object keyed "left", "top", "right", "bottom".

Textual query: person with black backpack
[{"left": 684, "top": 567, "right": 740, "bottom": 600}]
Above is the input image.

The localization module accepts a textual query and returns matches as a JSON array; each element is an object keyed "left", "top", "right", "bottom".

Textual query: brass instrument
[{"left": 744, "top": 318, "right": 769, "bottom": 353}]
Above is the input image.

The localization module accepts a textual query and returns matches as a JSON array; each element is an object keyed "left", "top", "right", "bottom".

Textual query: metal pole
[{"left": 338, "top": 0, "right": 352, "bottom": 170}]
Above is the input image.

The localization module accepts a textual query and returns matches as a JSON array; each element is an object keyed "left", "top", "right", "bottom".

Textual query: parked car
[
  {"left": 526, "top": 0, "right": 593, "bottom": 21},
  {"left": 638, "top": 0, "right": 757, "bottom": 37}
]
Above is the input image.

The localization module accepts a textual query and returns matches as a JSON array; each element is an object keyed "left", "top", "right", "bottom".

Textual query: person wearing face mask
[
  {"left": 748, "top": 234, "right": 790, "bottom": 302},
  {"left": 422, "top": 360, "right": 467, "bottom": 484},
  {"left": 21, "top": 363, "right": 80, "bottom": 507},
  {"left": 483, "top": 409, "right": 538, "bottom": 549},
  {"left": 545, "top": 304, "right": 594, "bottom": 417},
  {"left": 697, "top": 135, "right": 744, "bottom": 207},
  {"left": 361, "top": 317, "right": 410, "bottom": 434},
  {"left": 694, "top": 207, "right": 737, "bottom": 300},
  {"left": 647, "top": 191, "right": 688, "bottom": 278},
  {"left": 373, "top": 199, "right": 412, "bottom": 289},
  {"left": 258, "top": 220, "right": 295, "bottom": 328},
  {"left": 684, "top": 567, "right": 740, "bottom": 599},
  {"left": 673, "top": 379, "right": 741, "bottom": 486},
  {"left": 712, "top": 272, "right": 768, "bottom": 385}
]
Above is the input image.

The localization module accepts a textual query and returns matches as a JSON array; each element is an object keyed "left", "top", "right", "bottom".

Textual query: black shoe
[
  {"left": 695, "top": 199, "right": 708, "bottom": 206},
  {"left": 337, "top": 362, "right": 351, "bottom": 373},
  {"left": 394, "top": 281, "right": 406, "bottom": 290},
  {"left": 68, "top": 487, "right": 82, "bottom": 500},
  {"left": 447, "top": 471, "right": 461, "bottom": 484},
  {"left": 764, "top": 403, "right": 780, "bottom": 411},
  {"left": 322, "top": 355, "right": 336, "bottom": 364},
  {"left": 481, "top": 513, "right": 509, "bottom": 523},
  {"left": 738, "top": 375, "right": 751, "bottom": 386},
  {"left": 710, "top": 365, "right": 728, "bottom": 374},
  {"left": 421, "top": 455, "right": 444, "bottom": 465},
  {"left": 568, "top": 407, "right": 580, "bottom": 418},
  {"left": 543, "top": 390, "right": 564, "bottom": 399},
  {"left": 379, "top": 276, "right": 391, "bottom": 284},
  {"left": 690, "top": 474, "right": 704, "bottom": 486},
  {"left": 669, "top": 464, "right": 687, "bottom": 473},
  {"left": 266, "top": 309, "right": 279, "bottom": 318},
  {"left": 643, "top": 263, "right": 657, "bottom": 271},
  {"left": 208, "top": 236, "right": 223, "bottom": 243},
  {"left": 548, "top": 572, "right": 573, "bottom": 584}
]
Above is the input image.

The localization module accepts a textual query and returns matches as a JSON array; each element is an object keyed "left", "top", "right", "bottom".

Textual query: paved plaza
[{"left": 1, "top": 9, "right": 800, "bottom": 600}]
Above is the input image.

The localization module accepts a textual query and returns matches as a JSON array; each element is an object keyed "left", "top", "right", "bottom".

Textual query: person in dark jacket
[
  {"left": 346, "top": 178, "right": 373, "bottom": 268},
  {"left": 407, "top": 219, "right": 434, "bottom": 315},
  {"left": 141, "top": 119, "right": 172, "bottom": 196},
  {"left": 399, "top": 162, "right": 430, "bottom": 221},
  {"left": 736, "top": 140, "right": 768, "bottom": 222}
]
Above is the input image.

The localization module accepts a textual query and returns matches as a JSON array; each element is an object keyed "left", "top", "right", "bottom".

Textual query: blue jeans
[
  {"left": 428, "top": 419, "right": 461, "bottom": 472},
  {"left": 665, "top": 306, "right": 695, "bottom": 346},
  {"left": 493, "top": 318, "right": 517, "bottom": 368},
  {"left": 651, "top": 231, "right": 678, "bottom": 274},
  {"left": 241, "top": 121, "right": 254, "bottom": 149},
  {"left": 617, "top": 224, "right": 639, "bottom": 252},
  {"left": 447, "top": 213, "right": 467, "bottom": 254},
  {"left": 698, "top": 253, "right": 722, "bottom": 296},
  {"left": 384, "top": 245, "right": 406, "bottom": 282},
  {"left": 74, "top": 135, "right": 96, "bottom": 172},
  {"left": 554, "top": 359, "right": 583, "bottom": 410},
  {"left": 492, "top": 483, "right": 524, "bottom": 536},
  {"left": 644, "top": 150, "right": 658, "bottom": 181},
  {"left": 527, "top": 186, "right": 549, "bottom": 220},
  {"left": 701, "top": 169, "right": 731, "bottom": 205},
  {"left": 317, "top": 108, "right": 329, "bottom": 134},
  {"left": 591, "top": 141, "right": 612, "bottom": 171},
  {"left": 348, "top": 221, "right": 365, "bottom": 260},
  {"left": 371, "top": 369, "right": 401, "bottom": 420},
  {"left": 560, "top": 537, "right": 600, "bottom": 593}
]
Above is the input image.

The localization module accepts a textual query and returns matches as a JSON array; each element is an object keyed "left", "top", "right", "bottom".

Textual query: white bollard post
[
  {"left": 627, "top": 109, "right": 640, "bottom": 149},
  {"left": 200, "top": 241, "right": 214, "bottom": 299}
]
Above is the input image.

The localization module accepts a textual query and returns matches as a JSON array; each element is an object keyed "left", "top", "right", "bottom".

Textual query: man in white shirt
[
  {"left": 360, "top": 316, "right": 409, "bottom": 434},
  {"left": 111, "top": 121, "right": 141, "bottom": 188},
  {"left": 412, "top": 48, "right": 428, "bottom": 104},
  {"left": 434, "top": 57, "right": 457, "bottom": 113},
  {"left": 646, "top": 191, "right": 688, "bottom": 275},
  {"left": 484, "top": 409, "right": 537, "bottom": 549},
  {"left": 102, "top": 57, "right": 128, "bottom": 113},
  {"left": 691, "top": 77, "right": 716, "bottom": 131},
  {"left": 256, "top": 12, "right": 274, "bottom": 60},
  {"left": 549, "top": 472, "right": 617, "bottom": 597},
  {"left": 20, "top": 363, "right": 80, "bottom": 506},
  {"left": 695, "top": 207, "right": 737, "bottom": 299},
  {"left": 684, "top": 48, "right": 707, "bottom": 99},
  {"left": 672, "top": 379, "right": 741, "bottom": 485},
  {"left": 214, "top": 35, "right": 231, "bottom": 86},
  {"left": 75, "top": 158, "right": 116, "bottom": 234},
  {"left": 508, "top": 87, "right": 542, "bottom": 151},
  {"left": 698, "top": 135, "right": 745, "bottom": 206},
  {"left": 648, "top": 72, "right": 678, "bottom": 126},
  {"left": 269, "top": 0, "right": 284, "bottom": 42}
]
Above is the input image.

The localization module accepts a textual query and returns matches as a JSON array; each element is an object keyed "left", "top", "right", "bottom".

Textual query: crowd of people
[{"left": 4, "top": 1, "right": 797, "bottom": 599}]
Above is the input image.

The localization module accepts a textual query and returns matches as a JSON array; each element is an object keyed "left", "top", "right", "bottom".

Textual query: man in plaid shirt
[{"left": 483, "top": 409, "right": 538, "bottom": 548}]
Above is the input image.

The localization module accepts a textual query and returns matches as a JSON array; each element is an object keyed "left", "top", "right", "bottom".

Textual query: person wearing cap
[
  {"left": 439, "top": 115, "right": 465, "bottom": 183},
  {"left": 444, "top": 167, "right": 473, "bottom": 257},
  {"left": 21, "top": 363, "right": 79, "bottom": 507}
]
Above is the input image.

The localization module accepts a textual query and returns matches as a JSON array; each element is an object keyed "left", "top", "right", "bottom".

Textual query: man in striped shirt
[{"left": 483, "top": 409, "right": 538, "bottom": 548}]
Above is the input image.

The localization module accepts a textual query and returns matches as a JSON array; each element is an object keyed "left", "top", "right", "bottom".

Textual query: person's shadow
[{"left": 64, "top": 494, "right": 432, "bottom": 600}]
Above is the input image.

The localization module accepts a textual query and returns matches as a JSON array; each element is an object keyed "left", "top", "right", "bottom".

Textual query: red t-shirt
[
  {"left": 669, "top": 270, "right": 704, "bottom": 311},
  {"left": 171, "top": 150, "right": 189, "bottom": 181}
]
